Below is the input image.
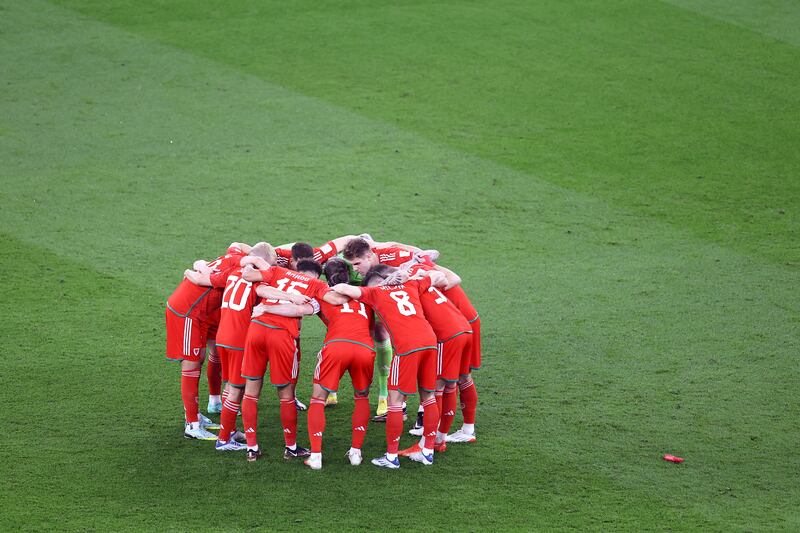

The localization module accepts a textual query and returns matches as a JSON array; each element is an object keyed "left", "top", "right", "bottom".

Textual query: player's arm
[
  {"left": 183, "top": 269, "right": 212, "bottom": 286},
  {"left": 242, "top": 264, "right": 267, "bottom": 282},
  {"left": 330, "top": 283, "right": 362, "bottom": 300},
  {"left": 240, "top": 256, "right": 270, "bottom": 270},
  {"left": 322, "top": 290, "right": 349, "bottom": 306},
  {"left": 229, "top": 242, "right": 252, "bottom": 254},
  {"left": 326, "top": 235, "right": 360, "bottom": 251},
  {"left": 252, "top": 300, "right": 318, "bottom": 318},
  {"left": 192, "top": 260, "right": 213, "bottom": 274},
  {"left": 432, "top": 264, "right": 461, "bottom": 290},
  {"left": 370, "top": 240, "right": 423, "bottom": 254},
  {"left": 255, "top": 283, "right": 311, "bottom": 305}
]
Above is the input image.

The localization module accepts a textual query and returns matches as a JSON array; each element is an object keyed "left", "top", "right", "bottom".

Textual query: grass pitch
[{"left": 1, "top": 0, "right": 798, "bottom": 531}]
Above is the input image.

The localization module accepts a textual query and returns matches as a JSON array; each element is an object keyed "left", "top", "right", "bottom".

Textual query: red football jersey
[
  {"left": 275, "top": 241, "right": 339, "bottom": 268},
  {"left": 357, "top": 278, "right": 437, "bottom": 356},
  {"left": 373, "top": 246, "right": 414, "bottom": 267},
  {"left": 166, "top": 251, "right": 235, "bottom": 317},
  {"left": 443, "top": 284, "right": 479, "bottom": 323},
  {"left": 408, "top": 265, "right": 472, "bottom": 341},
  {"left": 210, "top": 266, "right": 259, "bottom": 350},
  {"left": 251, "top": 266, "right": 331, "bottom": 338},
  {"left": 318, "top": 298, "right": 375, "bottom": 349}
]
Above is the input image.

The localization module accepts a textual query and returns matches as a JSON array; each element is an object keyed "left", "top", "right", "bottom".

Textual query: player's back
[
  {"left": 359, "top": 279, "right": 437, "bottom": 356},
  {"left": 212, "top": 267, "right": 259, "bottom": 349},
  {"left": 318, "top": 299, "right": 374, "bottom": 348},
  {"left": 408, "top": 266, "right": 471, "bottom": 341},
  {"left": 251, "top": 266, "right": 330, "bottom": 338}
]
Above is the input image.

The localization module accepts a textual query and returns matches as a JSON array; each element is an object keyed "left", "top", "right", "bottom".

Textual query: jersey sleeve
[
  {"left": 275, "top": 248, "right": 292, "bottom": 268},
  {"left": 209, "top": 271, "right": 228, "bottom": 289},
  {"left": 313, "top": 241, "right": 338, "bottom": 263},
  {"left": 357, "top": 286, "right": 376, "bottom": 307},
  {"left": 259, "top": 266, "right": 277, "bottom": 284},
  {"left": 415, "top": 276, "right": 433, "bottom": 293},
  {"left": 308, "top": 278, "right": 332, "bottom": 300}
]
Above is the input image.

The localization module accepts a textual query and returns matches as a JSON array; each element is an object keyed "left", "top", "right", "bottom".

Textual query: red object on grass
[{"left": 663, "top": 454, "right": 684, "bottom": 463}]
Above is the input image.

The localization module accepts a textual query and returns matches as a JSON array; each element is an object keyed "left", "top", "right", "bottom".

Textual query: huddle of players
[{"left": 164, "top": 235, "right": 481, "bottom": 469}]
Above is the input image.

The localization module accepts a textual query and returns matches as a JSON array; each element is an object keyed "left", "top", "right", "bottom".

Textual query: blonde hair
[{"left": 250, "top": 242, "right": 277, "bottom": 265}]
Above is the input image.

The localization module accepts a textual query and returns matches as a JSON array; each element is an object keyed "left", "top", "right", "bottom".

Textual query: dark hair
[
  {"left": 323, "top": 258, "right": 350, "bottom": 287},
  {"left": 342, "top": 238, "right": 371, "bottom": 260},
  {"left": 296, "top": 259, "right": 323, "bottom": 278},
  {"left": 291, "top": 242, "right": 314, "bottom": 261},
  {"left": 363, "top": 264, "right": 395, "bottom": 286}
]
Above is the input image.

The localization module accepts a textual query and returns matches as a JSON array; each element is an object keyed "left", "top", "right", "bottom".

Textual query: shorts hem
[
  {"left": 241, "top": 374, "right": 263, "bottom": 381},
  {"left": 272, "top": 381, "right": 291, "bottom": 388}
]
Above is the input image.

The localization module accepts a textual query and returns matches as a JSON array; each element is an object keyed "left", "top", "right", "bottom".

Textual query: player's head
[
  {"left": 323, "top": 258, "right": 350, "bottom": 287},
  {"left": 343, "top": 238, "right": 378, "bottom": 276},
  {"left": 296, "top": 259, "right": 323, "bottom": 279},
  {"left": 290, "top": 242, "right": 314, "bottom": 270},
  {"left": 363, "top": 264, "right": 398, "bottom": 287},
  {"left": 250, "top": 242, "right": 277, "bottom": 266}
]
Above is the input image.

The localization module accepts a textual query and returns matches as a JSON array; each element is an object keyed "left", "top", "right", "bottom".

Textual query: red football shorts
[
  {"left": 165, "top": 309, "right": 209, "bottom": 363},
  {"left": 469, "top": 317, "right": 481, "bottom": 371},
  {"left": 440, "top": 333, "right": 472, "bottom": 382},
  {"left": 313, "top": 342, "right": 375, "bottom": 394},
  {"left": 217, "top": 346, "right": 245, "bottom": 387},
  {"left": 388, "top": 348, "right": 437, "bottom": 395},
  {"left": 241, "top": 324, "right": 299, "bottom": 387}
]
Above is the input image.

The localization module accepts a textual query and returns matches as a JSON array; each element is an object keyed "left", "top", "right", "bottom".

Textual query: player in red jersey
[
  {"left": 394, "top": 262, "right": 472, "bottom": 456},
  {"left": 165, "top": 243, "right": 252, "bottom": 440},
  {"left": 184, "top": 244, "right": 310, "bottom": 451},
  {"left": 251, "top": 258, "right": 376, "bottom": 469},
  {"left": 347, "top": 236, "right": 483, "bottom": 444},
  {"left": 238, "top": 260, "right": 348, "bottom": 462},
  {"left": 331, "top": 265, "right": 449, "bottom": 468},
  {"left": 342, "top": 237, "right": 426, "bottom": 419}
]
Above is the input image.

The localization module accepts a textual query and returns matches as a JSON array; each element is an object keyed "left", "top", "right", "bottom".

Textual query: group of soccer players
[{"left": 164, "top": 234, "right": 481, "bottom": 469}]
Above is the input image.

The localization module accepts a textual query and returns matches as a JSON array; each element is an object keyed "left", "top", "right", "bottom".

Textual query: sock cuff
[
  {"left": 459, "top": 379, "right": 474, "bottom": 390},
  {"left": 310, "top": 398, "right": 326, "bottom": 405},
  {"left": 387, "top": 405, "right": 404, "bottom": 413},
  {"left": 243, "top": 394, "right": 259, "bottom": 403},
  {"left": 181, "top": 370, "right": 201, "bottom": 378},
  {"left": 421, "top": 397, "right": 437, "bottom": 407},
  {"left": 223, "top": 399, "right": 240, "bottom": 411},
  {"left": 207, "top": 354, "right": 220, "bottom": 363},
  {"left": 280, "top": 398, "right": 295, "bottom": 404},
  {"left": 353, "top": 395, "right": 369, "bottom": 402}
]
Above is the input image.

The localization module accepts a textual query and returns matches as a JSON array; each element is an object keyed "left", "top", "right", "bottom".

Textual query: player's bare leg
[
  {"left": 277, "top": 383, "right": 310, "bottom": 459},
  {"left": 242, "top": 378, "right": 264, "bottom": 460}
]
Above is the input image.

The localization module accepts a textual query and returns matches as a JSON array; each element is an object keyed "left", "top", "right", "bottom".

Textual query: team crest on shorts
[{"left": 193, "top": 348, "right": 200, "bottom": 356}]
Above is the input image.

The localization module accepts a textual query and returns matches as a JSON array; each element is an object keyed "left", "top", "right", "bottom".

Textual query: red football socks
[
  {"left": 438, "top": 388, "right": 458, "bottom": 434},
  {"left": 459, "top": 379, "right": 478, "bottom": 425},
  {"left": 218, "top": 397, "right": 240, "bottom": 443},
  {"left": 241, "top": 394, "right": 259, "bottom": 448},
  {"left": 280, "top": 398, "right": 298, "bottom": 447},
  {"left": 307, "top": 399, "right": 326, "bottom": 453},
  {"left": 207, "top": 352, "right": 222, "bottom": 396},
  {"left": 421, "top": 396, "right": 440, "bottom": 449},
  {"left": 181, "top": 369, "right": 201, "bottom": 423},
  {"left": 386, "top": 405, "right": 404, "bottom": 454},
  {"left": 351, "top": 396, "right": 370, "bottom": 449}
]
